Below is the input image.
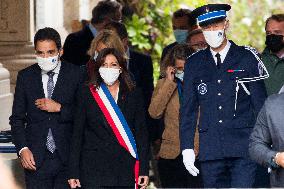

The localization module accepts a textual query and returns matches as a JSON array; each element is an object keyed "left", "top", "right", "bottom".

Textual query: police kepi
[{"left": 180, "top": 3, "right": 268, "bottom": 188}]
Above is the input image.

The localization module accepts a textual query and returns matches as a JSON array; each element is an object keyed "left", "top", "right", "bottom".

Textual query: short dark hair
[
  {"left": 88, "top": 48, "right": 134, "bottom": 91},
  {"left": 173, "top": 8, "right": 191, "bottom": 19},
  {"left": 34, "top": 27, "right": 61, "bottom": 50},
  {"left": 91, "top": 0, "right": 122, "bottom": 24},
  {"left": 173, "top": 8, "right": 196, "bottom": 29},
  {"left": 105, "top": 21, "right": 128, "bottom": 40},
  {"left": 265, "top": 14, "right": 284, "bottom": 30}
]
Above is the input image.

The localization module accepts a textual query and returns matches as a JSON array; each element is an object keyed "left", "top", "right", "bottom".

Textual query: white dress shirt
[
  {"left": 210, "top": 40, "right": 231, "bottom": 65},
  {"left": 41, "top": 61, "right": 61, "bottom": 97}
]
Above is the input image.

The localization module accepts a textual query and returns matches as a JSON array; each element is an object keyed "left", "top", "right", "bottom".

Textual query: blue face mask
[{"left": 174, "top": 29, "right": 188, "bottom": 44}]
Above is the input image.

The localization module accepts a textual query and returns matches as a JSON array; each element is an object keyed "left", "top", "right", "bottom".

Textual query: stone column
[
  {"left": 35, "top": 0, "right": 68, "bottom": 41},
  {"left": 63, "top": 0, "right": 80, "bottom": 33},
  {"left": 0, "top": 0, "right": 35, "bottom": 93},
  {"left": 0, "top": 63, "right": 12, "bottom": 131}
]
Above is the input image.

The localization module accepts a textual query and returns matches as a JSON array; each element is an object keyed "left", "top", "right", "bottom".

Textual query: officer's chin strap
[{"left": 233, "top": 48, "right": 269, "bottom": 117}]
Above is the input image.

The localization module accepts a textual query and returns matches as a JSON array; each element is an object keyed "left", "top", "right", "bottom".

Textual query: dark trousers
[
  {"left": 200, "top": 157, "right": 256, "bottom": 188},
  {"left": 25, "top": 150, "right": 69, "bottom": 189},
  {"left": 158, "top": 155, "right": 203, "bottom": 188},
  {"left": 253, "top": 164, "right": 270, "bottom": 187}
]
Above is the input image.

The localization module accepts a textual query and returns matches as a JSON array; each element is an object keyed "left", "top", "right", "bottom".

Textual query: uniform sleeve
[
  {"left": 9, "top": 72, "right": 28, "bottom": 153},
  {"left": 68, "top": 85, "right": 86, "bottom": 179},
  {"left": 245, "top": 50, "right": 267, "bottom": 115},
  {"left": 180, "top": 60, "right": 199, "bottom": 150},
  {"left": 148, "top": 79, "right": 177, "bottom": 119},
  {"left": 249, "top": 102, "right": 277, "bottom": 167},
  {"left": 134, "top": 89, "right": 150, "bottom": 176}
]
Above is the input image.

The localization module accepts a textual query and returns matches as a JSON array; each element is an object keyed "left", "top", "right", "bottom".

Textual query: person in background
[
  {"left": 249, "top": 92, "right": 284, "bottom": 187},
  {"left": 160, "top": 9, "right": 193, "bottom": 62},
  {"left": 262, "top": 14, "right": 284, "bottom": 95},
  {"left": 10, "top": 27, "right": 83, "bottom": 189},
  {"left": 149, "top": 44, "right": 202, "bottom": 188},
  {"left": 104, "top": 21, "right": 154, "bottom": 107},
  {"left": 62, "top": 0, "right": 122, "bottom": 66},
  {"left": 180, "top": 4, "right": 268, "bottom": 188},
  {"left": 187, "top": 28, "right": 208, "bottom": 52},
  {"left": 86, "top": 29, "right": 126, "bottom": 80},
  {"left": 68, "top": 48, "right": 149, "bottom": 189}
]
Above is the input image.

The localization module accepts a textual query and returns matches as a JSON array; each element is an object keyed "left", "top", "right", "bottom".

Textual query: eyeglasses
[{"left": 190, "top": 42, "right": 208, "bottom": 49}]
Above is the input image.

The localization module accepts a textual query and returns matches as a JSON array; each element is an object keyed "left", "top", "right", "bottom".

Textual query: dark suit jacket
[
  {"left": 129, "top": 50, "right": 154, "bottom": 109},
  {"left": 62, "top": 26, "right": 94, "bottom": 66},
  {"left": 68, "top": 83, "right": 149, "bottom": 187},
  {"left": 10, "top": 61, "right": 83, "bottom": 167}
]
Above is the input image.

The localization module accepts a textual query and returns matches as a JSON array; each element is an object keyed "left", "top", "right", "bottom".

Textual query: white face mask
[
  {"left": 36, "top": 55, "right": 59, "bottom": 72},
  {"left": 203, "top": 29, "right": 225, "bottom": 48},
  {"left": 99, "top": 67, "right": 120, "bottom": 86},
  {"left": 175, "top": 70, "right": 184, "bottom": 81}
]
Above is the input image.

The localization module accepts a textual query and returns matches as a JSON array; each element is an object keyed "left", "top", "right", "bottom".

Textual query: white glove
[{"left": 182, "top": 149, "right": 200, "bottom": 176}]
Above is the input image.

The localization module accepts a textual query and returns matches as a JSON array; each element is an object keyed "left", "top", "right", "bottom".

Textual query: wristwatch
[{"left": 270, "top": 153, "right": 280, "bottom": 170}]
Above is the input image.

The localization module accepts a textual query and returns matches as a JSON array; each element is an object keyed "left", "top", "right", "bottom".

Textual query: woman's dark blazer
[{"left": 68, "top": 82, "right": 149, "bottom": 187}]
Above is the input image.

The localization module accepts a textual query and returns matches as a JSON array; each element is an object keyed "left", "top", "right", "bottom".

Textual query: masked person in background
[
  {"left": 10, "top": 27, "right": 83, "bottom": 189},
  {"left": 160, "top": 9, "right": 194, "bottom": 63},
  {"left": 68, "top": 48, "right": 149, "bottom": 189},
  {"left": 262, "top": 14, "right": 284, "bottom": 95},
  {"left": 149, "top": 44, "right": 203, "bottom": 188},
  {"left": 187, "top": 28, "right": 208, "bottom": 52},
  {"left": 180, "top": 4, "right": 268, "bottom": 188}
]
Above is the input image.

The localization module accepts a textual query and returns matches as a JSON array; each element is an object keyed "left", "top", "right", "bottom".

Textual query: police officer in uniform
[{"left": 180, "top": 4, "right": 268, "bottom": 188}]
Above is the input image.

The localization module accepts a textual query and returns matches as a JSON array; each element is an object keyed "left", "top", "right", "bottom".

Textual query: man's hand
[
  {"left": 182, "top": 149, "right": 199, "bottom": 176},
  {"left": 138, "top": 176, "right": 149, "bottom": 189},
  {"left": 275, "top": 152, "right": 284, "bottom": 168},
  {"left": 35, "top": 98, "right": 61, "bottom": 112},
  {"left": 68, "top": 179, "right": 81, "bottom": 188},
  {"left": 20, "top": 148, "right": 36, "bottom": 171}
]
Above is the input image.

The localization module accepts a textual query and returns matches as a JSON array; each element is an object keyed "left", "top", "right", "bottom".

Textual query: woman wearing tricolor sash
[{"left": 68, "top": 48, "right": 149, "bottom": 188}]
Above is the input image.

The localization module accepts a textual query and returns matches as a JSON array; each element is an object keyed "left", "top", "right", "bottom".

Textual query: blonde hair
[{"left": 88, "top": 29, "right": 127, "bottom": 59}]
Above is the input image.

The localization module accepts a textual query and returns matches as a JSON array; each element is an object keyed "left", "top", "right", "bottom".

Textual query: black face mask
[{"left": 265, "top": 34, "right": 284, "bottom": 53}]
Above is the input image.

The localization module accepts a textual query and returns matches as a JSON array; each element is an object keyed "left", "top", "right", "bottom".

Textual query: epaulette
[{"left": 244, "top": 46, "right": 260, "bottom": 56}]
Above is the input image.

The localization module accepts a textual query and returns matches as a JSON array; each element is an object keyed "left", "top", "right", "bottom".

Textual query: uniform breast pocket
[{"left": 194, "top": 77, "right": 213, "bottom": 101}]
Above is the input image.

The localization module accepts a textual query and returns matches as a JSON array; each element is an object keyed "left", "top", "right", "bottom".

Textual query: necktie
[
  {"left": 46, "top": 72, "right": 56, "bottom": 153},
  {"left": 215, "top": 53, "right": 221, "bottom": 69}
]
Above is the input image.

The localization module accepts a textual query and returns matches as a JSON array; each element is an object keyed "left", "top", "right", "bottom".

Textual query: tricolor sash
[{"left": 89, "top": 83, "right": 140, "bottom": 188}]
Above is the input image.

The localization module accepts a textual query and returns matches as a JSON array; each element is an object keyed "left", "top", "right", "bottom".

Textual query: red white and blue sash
[{"left": 89, "top": 83, "right": 140, "bottom": 188}]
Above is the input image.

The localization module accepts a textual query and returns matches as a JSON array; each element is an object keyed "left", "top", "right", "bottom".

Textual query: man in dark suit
[
  {"left": 180, "top": 4, "right": 268, "bottom": 188},
  {"left": 10, "top": 27, "right": 83, "bottom": 189},
  {"left": 62, "top": 0, "right": 122, "bottom": 66}
]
